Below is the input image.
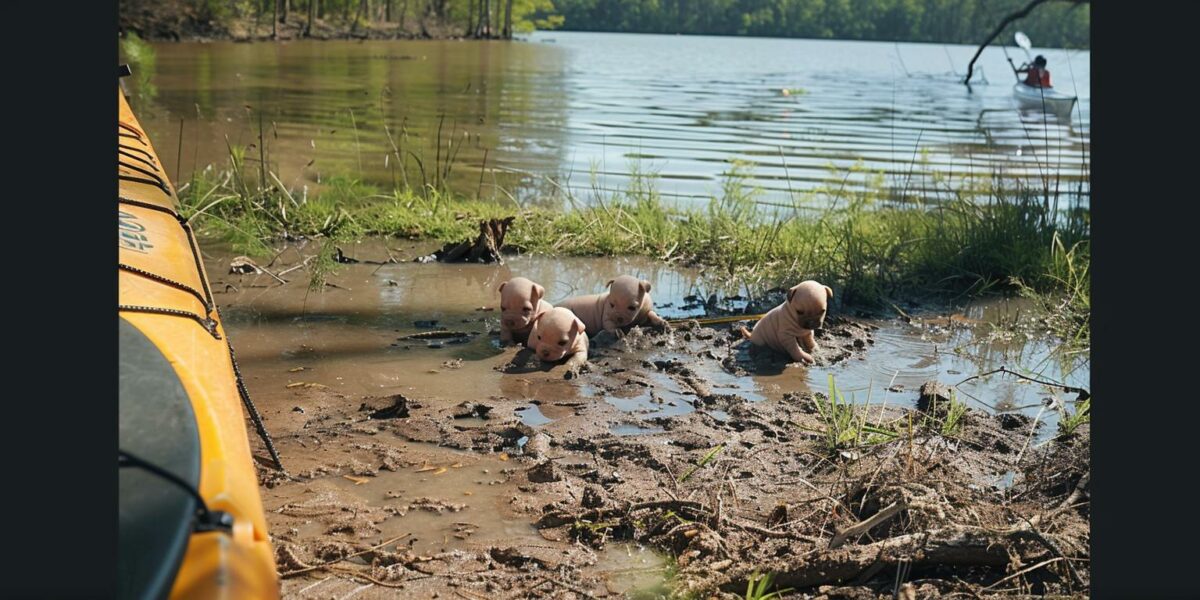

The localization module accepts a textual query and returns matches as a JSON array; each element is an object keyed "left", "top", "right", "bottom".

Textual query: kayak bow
[{"left": 118, "top": 87, "right": 281, "bottom": 600}]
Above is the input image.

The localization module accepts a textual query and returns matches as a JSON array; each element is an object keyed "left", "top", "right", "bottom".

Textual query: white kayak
[{"left": 1012, "top": 82, "right": 1078, "bottom": 119}]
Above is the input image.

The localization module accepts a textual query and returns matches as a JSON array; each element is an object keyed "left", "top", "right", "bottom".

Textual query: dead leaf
[
  {"left": 288, "top": 367, "right": 306, "bottom": 372},
  {"left": 342, "top": 475, "right": 370, "bottom": 485},
  {"left": 433, "top": 467, "right": 448, "bottom": 475},
  {"left": 286, "top": 382, "right": 327, "bottom": 389},
  {"left": 498, "top": 453, "right": 509, "bottom": 461},
  {"left": 416, "top": 465, "right": 438, "bottom": 473}
]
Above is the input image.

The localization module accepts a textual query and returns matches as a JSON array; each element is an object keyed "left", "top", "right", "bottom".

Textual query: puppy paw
[{"left": 789, "top": 352, "right": 816, "bottom": 366}]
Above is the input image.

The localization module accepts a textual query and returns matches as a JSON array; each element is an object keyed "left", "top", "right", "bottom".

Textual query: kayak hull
[
  {"left": 1012, "top": 82, "right": 1077, "bottom": 119},
  {"left": 119, "top": 90, "right": 280, "bottom": 600}
]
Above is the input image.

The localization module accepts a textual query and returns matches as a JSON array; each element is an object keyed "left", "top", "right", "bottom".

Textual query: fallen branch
[
  {"left": 536, "top": 499, "right": 713, "bottom": 529},
  {"left": 981, "top": 556, "right": 1066, "bottom": 592},
  {"left": 279, "top": 533, "right": 411, "bottom": 577},
  {"left": 828, "top": 500, "right": 907, "bottom": 549},
  {"left": 1009, "top": 526, "right": 1085, "bottom": 588},
  {"left": 537, "top": 574, "right": 598, "bottom": 599},
  {"left": 731, "top": 525, "right": 1080, "bottom": 591}
]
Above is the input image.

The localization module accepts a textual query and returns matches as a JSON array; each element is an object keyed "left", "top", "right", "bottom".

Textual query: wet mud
[{"left": 210, "top": 240, "right": 1090, "bottom": 598}]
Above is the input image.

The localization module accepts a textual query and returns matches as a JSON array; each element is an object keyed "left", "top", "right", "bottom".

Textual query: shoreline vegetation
[
  {"left": 121, "top": 0, "right": 1088, "bottom": 48},
  {"left": 177, "top": 124, "right": 1090, "bottom": 349}
]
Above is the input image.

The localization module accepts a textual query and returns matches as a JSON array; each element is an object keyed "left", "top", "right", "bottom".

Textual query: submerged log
[
  {"left": 723, "top": 525, "right": 1080, "bottom": 592},
  {"left": 415, "top": 216, "right": 515, "bottom": 264}
]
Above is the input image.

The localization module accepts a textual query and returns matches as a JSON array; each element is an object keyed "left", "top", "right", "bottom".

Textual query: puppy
[
  {"left": 556, "top": 275, "right": 668, "bottom": 336},
  {"left": 738, "top": 281, "right": 833, "bottom": 365},
  {"left": 497, "top": 277, "right": 553, "bottom": 345},
  {"left": 526, "top": 307, "right": 589, "bottom": 375}
]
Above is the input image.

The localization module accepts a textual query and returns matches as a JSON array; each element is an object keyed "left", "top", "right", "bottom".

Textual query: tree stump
[{"left": 415, "top": 216, "right": 515, "bottom": 264}]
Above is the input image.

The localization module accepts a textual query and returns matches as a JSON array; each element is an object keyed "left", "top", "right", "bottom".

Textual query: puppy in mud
[
  {"left": 497, "top": 277, "right": 552, "bottom": 345},
  {"left": 526, "top": 307, "right": 589, "bottom": 377},
  {"left": 556, "top": 275, "right": 668, "bottom": 337},
  {"left": 738, "top": 280, "right": 833, "bottom": 365}
]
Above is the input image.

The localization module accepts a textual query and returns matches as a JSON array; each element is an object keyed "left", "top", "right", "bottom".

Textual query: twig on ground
[
  {"left": 280, "top": 533, "right": 411, "bottom": 577},
  {"left": 829, "top": 500, "right": 908, "bottom": 549},
  {"left": 980, "top": 557, "right": 1066, "bottom": 592}
]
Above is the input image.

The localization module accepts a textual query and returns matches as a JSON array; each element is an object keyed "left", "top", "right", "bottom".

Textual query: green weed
[{"left": 745, "top": 572, "right": 792, "bottom": 600}]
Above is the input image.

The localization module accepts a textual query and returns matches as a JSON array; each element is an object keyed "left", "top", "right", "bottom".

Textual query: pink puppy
[
  {"left": 497, "top": 277, "right": 553, "bottom": 345},
  {"left": 526, "top": 307, "right": 589, "bottom": 375},
  {"left": 739, "top": 280, "right": 833, "bottom": 365},
  {"left": 556, "top": 275, "right": 668, "bottom": 336}
]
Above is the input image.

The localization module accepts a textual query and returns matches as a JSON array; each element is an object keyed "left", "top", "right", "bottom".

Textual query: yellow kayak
[{"left": 118, "top": 84, "right": 281, "bottom": 599}]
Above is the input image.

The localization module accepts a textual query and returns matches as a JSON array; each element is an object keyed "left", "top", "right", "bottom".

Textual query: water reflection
[{"left": 130, "top": 33, "right": 1088, "bottom": 208}]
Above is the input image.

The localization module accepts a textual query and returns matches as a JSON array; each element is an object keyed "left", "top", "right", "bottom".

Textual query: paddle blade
[{"left": 1015, "top": 31, "right": 1032, "bottom": 50}]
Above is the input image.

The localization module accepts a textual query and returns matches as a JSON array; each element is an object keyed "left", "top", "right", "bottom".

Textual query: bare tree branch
[{"left": 963, "top": 0, "right": 1090, "bottom": 84}]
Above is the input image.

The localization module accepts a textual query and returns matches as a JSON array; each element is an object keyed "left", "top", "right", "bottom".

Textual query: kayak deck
[
  {"left": 118, "top": 88, "right": 281, "bottom": 600},
  {"left": 1012, "top": 82, "right": 1078, "bottom": 118}
]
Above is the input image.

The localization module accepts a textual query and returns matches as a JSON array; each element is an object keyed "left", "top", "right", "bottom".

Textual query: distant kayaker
[{"left": 1017, "top": 55, "right": 1051, "bottom": 87}]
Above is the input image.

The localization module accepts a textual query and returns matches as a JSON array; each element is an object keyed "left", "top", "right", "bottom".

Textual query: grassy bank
[{"left": 179, "top": 158, "right": 1090, "bottom": 345}]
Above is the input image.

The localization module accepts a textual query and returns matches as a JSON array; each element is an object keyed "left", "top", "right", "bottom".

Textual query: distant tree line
[
  {"left": 121, "top": 0, "right": 1087, "bottom": 47},
  {"left": 538, "top": 0, "right": 1089, "bottom": 48},
  {"left": 120, "top": 0, "right": 562, "bottom": 40}
]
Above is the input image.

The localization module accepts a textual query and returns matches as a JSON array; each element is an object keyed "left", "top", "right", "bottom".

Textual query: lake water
[{"left": 131, "top": 31, "right": 1089, "bottom": 208}]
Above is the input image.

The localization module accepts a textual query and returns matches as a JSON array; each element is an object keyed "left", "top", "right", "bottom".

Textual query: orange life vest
[{"left": 1024, "top": 67, "right": 1051, "bottom": 88}]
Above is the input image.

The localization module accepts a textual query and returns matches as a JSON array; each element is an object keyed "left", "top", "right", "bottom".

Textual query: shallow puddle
[
  {"left": 588, "top": 543, "right": 672, "bottom": 597},
  {"left": 218, "top": 241, "right": 1087, "bottom": 439},
  {"left": 809, "top": 296, "right": 1089, "bottom": 431},
  {"left": 515, "top": 404, "right": 553, "bottom": 426},
  {"left": 610, "top": 423, "right": 668, "bottom": 436}
]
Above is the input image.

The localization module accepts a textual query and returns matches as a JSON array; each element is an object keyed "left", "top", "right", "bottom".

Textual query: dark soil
[{"left": 251, "top": 314, "right": 1090, "bottom": 598}]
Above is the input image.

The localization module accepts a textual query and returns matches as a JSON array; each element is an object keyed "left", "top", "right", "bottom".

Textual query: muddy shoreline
[{"left": 213, "top": 240, "right": 1089, "bottom": 598}]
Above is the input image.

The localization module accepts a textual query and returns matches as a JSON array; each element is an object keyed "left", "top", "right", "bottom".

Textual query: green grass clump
[
  {"left": 745, "top": 572, "right": 792, "bottom": 600},
  {"left": 940, "top": 392, "right": 968, "bottom": 437},
  {"left": 177, "top": 130, "right": 1089, "bottom": 345},
  {"left": 1057, "top": 397, "right": 1090, "bottom": 438},
  {"left": 806, "top": 376, "right": 900, "bottom": 454},
  {"left": 677, "top": 444, "right": 726, "bottom": 483},
  {"left": 920, "top": 389, "right": 968, "bottom": 437},
  {"left": 1018, "top": 233, "right": 1091, "bottom": 347}
]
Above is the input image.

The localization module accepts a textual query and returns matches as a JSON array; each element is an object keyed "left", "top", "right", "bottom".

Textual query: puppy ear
[
  {"left": 605, "top": 279, "right": 614, "bottom": 288},
  {"left": 640, "top": 280, "right": 652, "bottom": 294},
  {"left": 572, "top": 317, "right": 586, "bottom": 334},
  {"left": 532, "top": 284, "right": 545, "bottom": 303},
  {"left": 497, "top": 281, "right": 507, "bottom": 294},
  {"left": 787, "top": 286, "right": 797, "bottom": 303},
  {"left": 824, "top": 285, "right": 834, "bottom": 300}
]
